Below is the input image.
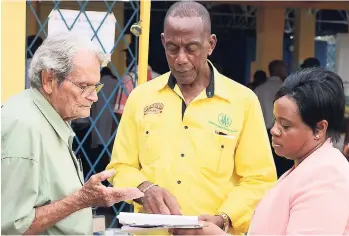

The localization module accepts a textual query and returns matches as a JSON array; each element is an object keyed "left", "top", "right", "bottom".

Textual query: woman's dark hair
[{"left": 274, "top": 67, "right": 345, "bottom": 142}]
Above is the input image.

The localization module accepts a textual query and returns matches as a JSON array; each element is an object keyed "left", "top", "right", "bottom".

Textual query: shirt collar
[
  {"left": 30, "top": 88, "right": 75, "bottom": 148},
  {"left": 159, "top": 60, "right": 230, "bottom": 101}
]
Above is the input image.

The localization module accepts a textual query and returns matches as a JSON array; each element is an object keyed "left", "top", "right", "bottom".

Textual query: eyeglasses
[{"left": 67, "top": 79, "right": 104, "bottom": 97}]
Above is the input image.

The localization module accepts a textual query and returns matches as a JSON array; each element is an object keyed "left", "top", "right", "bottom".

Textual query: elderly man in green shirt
[{"left": 1, "top": 33, "right": 143, "bottom": 235}]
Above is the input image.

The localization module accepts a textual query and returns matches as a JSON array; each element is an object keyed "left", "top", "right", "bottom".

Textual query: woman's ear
[{"left": 314, "top": 120, "right": 328, "bottom": 140}]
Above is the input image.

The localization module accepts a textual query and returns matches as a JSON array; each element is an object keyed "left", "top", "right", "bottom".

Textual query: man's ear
[
  {"left": 207, "top": 34, "right": 217, "bottom": 56},
  {"left": 41, "top": 70, "right": 54, "bottom": 94},
  {"left": 161, "top": 33, "right": 165, "bottom": 49}
]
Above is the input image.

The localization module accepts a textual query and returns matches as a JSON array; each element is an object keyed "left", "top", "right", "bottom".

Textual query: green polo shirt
[{"left": 1, "top": 88, "right": 92, "bottom": 235}]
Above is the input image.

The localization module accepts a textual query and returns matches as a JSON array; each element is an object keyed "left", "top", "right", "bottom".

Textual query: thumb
[
  {"left": 199, "top": 214, "right": 211, "bottom": 221},
  {"left": 93, "top": 169, "right": 116, "bottom": 183}
]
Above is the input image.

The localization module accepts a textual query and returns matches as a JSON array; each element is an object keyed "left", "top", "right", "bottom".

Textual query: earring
[{"left": 315, "top": 135, "right": 320, "bottom": 140}]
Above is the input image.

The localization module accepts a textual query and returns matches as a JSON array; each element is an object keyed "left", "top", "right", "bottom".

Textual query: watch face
[{"left": 221, "top": 213, "right": 230, "bottom": 232}]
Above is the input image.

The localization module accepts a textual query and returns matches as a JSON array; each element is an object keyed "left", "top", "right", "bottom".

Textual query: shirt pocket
[
  {"left": 199, "top": 132, "right": 236, "bottom": 178},
  {"left": 139, "top": 116, "right": 164, "bottom": 166}
]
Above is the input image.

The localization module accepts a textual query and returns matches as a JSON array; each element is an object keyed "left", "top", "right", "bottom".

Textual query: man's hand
[
  {"left": 199, "top": 214, "right": 224, "bottom": 229},
  {"left": 77, "top": 170, "right": 144, "bottom": 207},
  {"left": 169, "top": 221, "right": 225, "bottom": 236},
  {"left": 139, "top": 182, "right": 181, "bottom": 215},
  {"left": 23, "top": 170, "right": 143, "bottom": 235}
]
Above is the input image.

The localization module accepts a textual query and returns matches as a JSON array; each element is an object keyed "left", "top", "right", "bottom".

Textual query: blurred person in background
[
  {"left": 247, "top": 70, "right": 267, "bottom": 90},
  {"left": 255, "top": 60, "right": 293, "bottom": 177},
  {"left": 300, "top": 57, "right": 321, "bottom": 69}
]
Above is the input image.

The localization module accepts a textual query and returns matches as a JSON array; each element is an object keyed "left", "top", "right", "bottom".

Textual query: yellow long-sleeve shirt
[{"left": 107, "top": 62, "right": 277, "bottom": 234}]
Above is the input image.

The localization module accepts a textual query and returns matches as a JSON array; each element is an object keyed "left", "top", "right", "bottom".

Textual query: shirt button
[
  {"left": 181, "top": 153, "right": 185, "bottom": 157},
  {"left": 146, "top": 131, "right": 149, "bottom": 134},
  {"left": 221, "top": 145, "right": 224, "bottom": 149},
  {"left": 177, "top": 180, "right": 181, "bottom": 184},
  {"left": 184, "top": 126, "right": 188, "bottom": 129}
]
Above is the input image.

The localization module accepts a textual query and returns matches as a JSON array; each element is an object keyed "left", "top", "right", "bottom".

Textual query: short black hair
[
  {"left": 301, "top": 57, "right": 321, "bottom": 69},
  {"left": 100, "top": 67, "right": 114, "bottom": 76},
  {"left": 268, "top": 60, "right": 285, "bottom": 76},
  {"left": 254, "top": 70, "right": 267, "bottom": 80},
  {"left": 274, "top": 67, "right": 345, "bottom": 142},
  {"left": 164, "top": 1, "right": 211, "bottom": 34},
  {"left": 253, "top": 70, "right": 267, "bottom": 87}
]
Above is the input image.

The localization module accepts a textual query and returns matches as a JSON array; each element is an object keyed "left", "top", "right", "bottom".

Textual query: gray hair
[{"left": 29, "top": 32, "right": 109, "bottom": 88}]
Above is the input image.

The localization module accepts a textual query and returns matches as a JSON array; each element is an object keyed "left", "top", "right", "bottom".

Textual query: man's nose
[
  {"left": 86, "top": 90, "right": 98, "bottom": 102},
  {"left": 175, "top": 49, "right": 189, "bottom": 65}
]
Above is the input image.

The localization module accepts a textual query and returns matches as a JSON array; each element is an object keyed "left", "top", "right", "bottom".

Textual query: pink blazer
[{"left": 249, "top": 140, "right": 349, "bottom": 235}]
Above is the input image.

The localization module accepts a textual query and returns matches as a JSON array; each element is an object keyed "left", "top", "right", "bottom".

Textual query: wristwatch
[{"left": 217, "top": 212, "right": 230, "bottom": 232}]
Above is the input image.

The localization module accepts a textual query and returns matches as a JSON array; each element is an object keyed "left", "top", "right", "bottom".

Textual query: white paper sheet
[{"left": 117, "top": 212, "right": 203, "bottom": 231}]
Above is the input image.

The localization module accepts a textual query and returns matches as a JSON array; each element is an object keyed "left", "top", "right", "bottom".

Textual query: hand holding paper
[
  {"left": 199, "top": 214, "right": 224, "bottom": 229},
  {"left": 139, "top": 182, "right": 181, "bottom": 215},
  {"left": 169, "top": 221, "right": 225, "bottom": 236}
]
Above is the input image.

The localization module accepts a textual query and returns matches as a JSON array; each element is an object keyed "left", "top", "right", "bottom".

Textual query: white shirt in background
[{"left": 254, "top": 76, "right": 283, "bottom": 129}]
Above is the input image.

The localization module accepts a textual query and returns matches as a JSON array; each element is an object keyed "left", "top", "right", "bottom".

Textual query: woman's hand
[{"left": 169, "top": 221, "right": 226, "bottom": 235}]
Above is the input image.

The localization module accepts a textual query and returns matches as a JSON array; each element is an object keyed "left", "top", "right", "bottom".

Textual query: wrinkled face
[
  {"left": 271, "top": 96, "right": 321, "bottom": 160},
  {"left": 48, "top": 50, "right": 101, "bottom": 121},
  {"left": 161, "top": 16, "right": 216, "bottom": 85}
]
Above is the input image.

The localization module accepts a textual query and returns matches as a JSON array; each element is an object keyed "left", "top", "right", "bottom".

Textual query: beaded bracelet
[{"left": 141, "top": 183, "right": 158, "bottom": 193}]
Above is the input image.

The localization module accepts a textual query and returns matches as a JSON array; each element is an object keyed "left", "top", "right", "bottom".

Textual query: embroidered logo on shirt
[
  {"left": 144, "top": 102, "right": 164, "bottom": 115},
  {"left": 208, "top": 113, "right": 238, "bottom": 133},
  {"left": 218, "top": 113, "right": 232, "bottom": 127}
]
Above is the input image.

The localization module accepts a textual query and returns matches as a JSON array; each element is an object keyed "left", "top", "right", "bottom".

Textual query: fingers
[
  {"left": 91, "top": 170, "right": 116, "bottom": 183},
  {"left": 156, "top": 199, "right": 171, "bottom": 215},
  {"left": 170, "top": 228, "right": 199, "bottom": 235},
  {"left": 143, "top": 195, "right": 156, "bottom": 214},
  {"left": 144, "top": 199, "right": 165, "bottom": 214},
  {"left": 199, "top": 221, "right": 212, "bottom": 227},
  {"left": 142, "top": 187, "right": 180, "bottom": 215},
  {"left": 146, "top": 195, "right": 171, "bottom": 214},
  {"left": 107, "top": 187, "right": 144, "bottom": 203},
  {"left": 164, "top": 192, "right": 182, "bottom": 215},
  {"left": 198, "top": 215, "right": 211, "bottom": 221},
  {"left": 169, "top": 222, "right": 220, "bottom": 236},
  {"left": 142, "top": 188, "right": 172, "bottom": 215}
]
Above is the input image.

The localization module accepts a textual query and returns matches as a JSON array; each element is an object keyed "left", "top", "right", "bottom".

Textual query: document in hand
[{"left": 117, "top": 212, "right": 203, "bottom": 233}]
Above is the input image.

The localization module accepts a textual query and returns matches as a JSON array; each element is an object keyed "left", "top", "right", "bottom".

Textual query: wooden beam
[
  {"left": 138, "top": 0, "right": 151, "bottom": 85},
  {"left": 292, "top": 9, "right": 316, "bottom": 71},
  {"left": 255, "top": 7, "right": 285, "bottom": 75},
  {"left": 211, "top": 1, "right": 349, "bottom": 10},
  {"left": 1, "top": 1, "right": 26, "bottom": 103}
]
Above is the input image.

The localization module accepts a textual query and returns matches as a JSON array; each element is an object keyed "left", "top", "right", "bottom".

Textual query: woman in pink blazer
[{"left": 171, "top": 68, "right": 349, "bottom": 235}]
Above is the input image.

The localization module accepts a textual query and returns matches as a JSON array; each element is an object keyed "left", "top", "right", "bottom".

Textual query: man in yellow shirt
[{"left": 107, "top": 1, "right": 277, "bottom": 234}]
